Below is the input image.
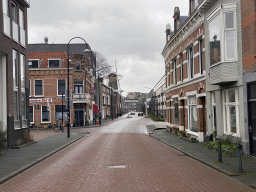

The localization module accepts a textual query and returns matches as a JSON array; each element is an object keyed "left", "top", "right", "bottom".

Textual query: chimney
[
  {"left": 165, "top": 24, "right": 171, "bottom": 43},
  {"left": 173, "top": 7, "right": 180, "bottom": 33},
  {"left": 44, "top": 37, "right": 48, "bottom": 44}
]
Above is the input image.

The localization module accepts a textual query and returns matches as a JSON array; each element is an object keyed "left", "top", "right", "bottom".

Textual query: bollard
[
  {"left": 237, "top": 144, "right": 243, "bottom": 172},
  {"left": 218, "top": 141, "right": 222, "bottom": 162}
]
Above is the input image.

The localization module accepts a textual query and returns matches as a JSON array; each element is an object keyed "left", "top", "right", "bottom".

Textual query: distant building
[{"left": 0, "top": 0, "right": 30, "bottom": 147}]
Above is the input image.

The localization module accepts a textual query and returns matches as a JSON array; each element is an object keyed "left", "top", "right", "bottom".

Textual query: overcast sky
[{"left": 28, "top": 0, "right": 189, "bottom": 96}]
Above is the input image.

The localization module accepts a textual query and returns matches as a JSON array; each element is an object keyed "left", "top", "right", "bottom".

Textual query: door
[
  {"left": 75, "top": 110, "right": 84, "bottom": 127},
  {"left": 248, "top": 83, "right": 256, "bottom": 156}
]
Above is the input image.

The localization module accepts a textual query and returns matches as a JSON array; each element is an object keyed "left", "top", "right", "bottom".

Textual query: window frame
[
  {"left": 222, "top": 88, "right": 239, "bottom": 137},
  {"left": 173, "top": 97, "right": 179, "bottom": 125},
  {"left": 41, "top": 105, "right": 50, "bottom": 123},
  {"left": 34, "top": 79, "right": 43, "bottom": 97},
  {"left": 48, "top": 59, "right": 61, "bottom": 68},
  {"left": 57, "top": 79, "right": 66, "bottom": 96},
  {"left": 211, "top": 91, "right": 217, "bottom": 131},
  {"left": 187, "top": 46, "right": 194, "bottom": 79},
  {"left": 173, "top": 59, "right": 177, "bottom": 85},
  {"left": 74, "top": 79, "right": 84, "bottom": 95},
  {"left": 188, "top": 95, "right": 197, "bottom": 132},
  {"left": 199, "top": 39, "right": 204, "bottom": 75},
  {"left": 29, "top": 105, "right": 34, "bottom": 124},
  {"left": 28, "top": 60, "right": 40, "bottom": 68},
  {"left": 207, "top": 4, "right": 237, "bottom": 66}
]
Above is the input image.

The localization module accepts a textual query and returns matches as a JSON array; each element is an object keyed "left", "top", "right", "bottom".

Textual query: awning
[{"left": 93, "top": 104, "right": 102, "bottom": 113}]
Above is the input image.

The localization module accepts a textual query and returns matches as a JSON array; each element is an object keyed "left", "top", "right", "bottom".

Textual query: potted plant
[{"left": 95, "top": 118, "right": 99, "bottom": 125}]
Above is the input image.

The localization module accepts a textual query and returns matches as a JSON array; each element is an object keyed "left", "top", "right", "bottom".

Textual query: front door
[
  {"left": 75, "top": 110, "right": 84, "bottom": 127},
  {"left": 248, "top": 83, "right": 256, "bottom": 156}
]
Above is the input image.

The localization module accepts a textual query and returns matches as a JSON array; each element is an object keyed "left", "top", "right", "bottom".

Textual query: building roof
[{"left": 28, "top": 52, "right": 69, "bottom": 68}]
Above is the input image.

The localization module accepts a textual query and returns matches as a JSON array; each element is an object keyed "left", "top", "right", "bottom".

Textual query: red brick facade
[
  {"left": 29, "top": 52, "right": 94, "bottom": 128},
  {"left": 163, "top": 6, "right": 206, "bottom": 142}
]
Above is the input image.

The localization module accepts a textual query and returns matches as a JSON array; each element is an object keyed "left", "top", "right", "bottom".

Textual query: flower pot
[{"left": 96, "top": 122, "right": 99, "bottom": 125}]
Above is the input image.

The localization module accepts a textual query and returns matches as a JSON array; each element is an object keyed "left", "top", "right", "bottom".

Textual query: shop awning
[{"left": 93, "top": 104, "right": 102, "bottom": 113}]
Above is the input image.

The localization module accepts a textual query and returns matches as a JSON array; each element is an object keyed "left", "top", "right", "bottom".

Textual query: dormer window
[
  {"left": 29, "top": 60, "right": 41, "bottom": 68},
  {"left": 48, "top": 59, "right": 63, "bottom": 68}
]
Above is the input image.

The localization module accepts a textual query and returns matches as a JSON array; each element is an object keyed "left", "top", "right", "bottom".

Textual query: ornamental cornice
[{"left": 162, "top": 11, "right": 204, "bottom": 61}]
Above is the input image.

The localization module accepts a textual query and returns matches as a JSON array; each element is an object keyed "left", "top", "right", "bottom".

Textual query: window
[
  {"left": 35, "top": 80, "right": 43, "bottom": 96},
  {"left": 208, "top": 5, "right": 237, "bottom": 65},
  {"left": 180, "top": 54, "right": 183, "bottom": 82},
  {"left": 14, "top": 90, "right": 19, "bottom": 127},
  {"left": 11, "top": 1, "right": 18, "bottom": 42},
  {"left": 19, "top": 9, "right": 25, "bottom": 46},
  {"left": 29, "top": 80, "right": 31, "bottom": 97},
  {"left": 74, "top": 79, "right": 83, "bottom": 94},
  {"left": 20, "top": 54, "right": 26, "bottom": 127},
  {"left": 3, "top": 0, "right": 10, "bottom": 36},
  {"left": 188, "top": 95, "right": 197, "bottom": 132},
  {"left": 20, "top": 54, "right": 25, "bottom": 89},
  {"left": 76, "top": 61, "right": 81, "bottom": 70},
  {"left": 223, "top": 88, "right": 239, "bottom": 136},
  {"left": 29, "top": 106, "right": 34, "bottom": 124},
  {"left": 211, "top": 92, "right": 216, "bottom": 131},
  {"left": 224, "top": 12, "right": 236, "bottom": 60},
  {"left": 58, "top": 79, "right": 66, "bottom": 96},
  {"left": 209, "top": 13, "right": 221, "bottom": 65},
  {"left": 173, "top": 59, "right": 177, "bottom": 85},
  {"left": 188, "top": 47, "right": 194, "bottom": 79},
  {"left": 11, "top": 1, "right": 17, "bottom": 22},
  {"left": 13, "top": 50, "right": 18, "bottom": 87},
  {"left": 29, "top": 60, "right": 40, "bottom": 68},
  {"left": 199, "top": 39, "right": 204, "bottom": 74},
  {"left": 48, "top": 59, "right": 62, "bottom": 68},
  {"left": 174, "top": 98, "right": 179, "bottom": 125},
  {"left": 42, "top": 106, "right": 50, "bottom": 123}
]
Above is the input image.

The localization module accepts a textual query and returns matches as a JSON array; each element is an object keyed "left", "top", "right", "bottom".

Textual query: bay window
[{"left": 208, "top": 4, "right": 237, "bottom": 66}]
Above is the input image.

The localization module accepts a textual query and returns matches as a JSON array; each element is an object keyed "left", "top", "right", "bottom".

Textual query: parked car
[
  {"left": 130, "top": 111, "right": 135, "bottom": 115},
  {"left": 138, "top": 112, "right": 143, "bottom": 116}
]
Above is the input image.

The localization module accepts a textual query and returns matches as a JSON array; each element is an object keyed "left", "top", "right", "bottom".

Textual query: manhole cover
[{"left": 108, "top": 165, "right": 126, "bottom": 169}]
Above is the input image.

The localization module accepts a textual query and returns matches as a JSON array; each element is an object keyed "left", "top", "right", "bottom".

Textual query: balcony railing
[
  {"left": 3, "top": 14, "right": 10, "bottom": 37},
  {"left": 73, "top": 93, "right": 91, "bottom": 103},
  {"left": 12, "top": 21, "right": 19, "bottom": 42},
  {"left": 20, "top": 27, "right": 26, "bottom": 47}
]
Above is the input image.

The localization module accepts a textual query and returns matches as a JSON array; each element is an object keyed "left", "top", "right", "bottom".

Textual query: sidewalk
[
  {"left": 0, "top": 131, "right": 88, "bottom": 184},
  {"left": 147, "top": 125, "right": 256, "bottom": 190},
  {"left": 0, "top": 117, "right": 118, "bottom": 184}
]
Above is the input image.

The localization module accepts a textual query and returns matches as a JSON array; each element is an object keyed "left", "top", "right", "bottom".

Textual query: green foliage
[
  {"left": 148, "top": 114, "right": 165, "bottom": 121},
  {"left": 179, "top": 130, "right": 186, "bottom": 137},
  {"left": 0, "top": 122, "right": 7, "bottom": 149},
  {"left": 207, "top": 135, "right": 240, "bottom": 152},
  {"left": 22, "top": 129, "right": 34, "bottom": 144}
]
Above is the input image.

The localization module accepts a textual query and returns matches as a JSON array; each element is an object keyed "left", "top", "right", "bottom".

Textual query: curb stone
[
  {"left": 149, "top": 133, "right": 239, "bottom": 177},
  {"left": 0, "top": 134, "right": 87, "bottom": 185}
]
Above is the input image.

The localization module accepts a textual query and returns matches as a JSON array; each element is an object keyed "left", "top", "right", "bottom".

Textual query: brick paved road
[{"left": 0, "top": 114, "right": 254, "bottom": 191}]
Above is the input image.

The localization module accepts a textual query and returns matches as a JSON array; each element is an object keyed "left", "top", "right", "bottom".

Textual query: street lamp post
[{"left": 67, "top": 37, "right": 87, "bottom": 138}]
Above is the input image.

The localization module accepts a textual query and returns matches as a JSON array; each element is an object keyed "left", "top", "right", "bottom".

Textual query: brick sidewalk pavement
[{"left": 148, "top": 125, "right": 256, "bottom": 190}]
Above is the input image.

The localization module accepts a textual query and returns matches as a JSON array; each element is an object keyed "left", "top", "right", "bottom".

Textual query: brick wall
[{"left": 241, "top": 0, "right": 256, "bottom": 73}]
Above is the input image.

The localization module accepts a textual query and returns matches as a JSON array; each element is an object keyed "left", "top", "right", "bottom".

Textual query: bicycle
[{"left": 54, "top": 121, "right": 64, "bottom": 132}]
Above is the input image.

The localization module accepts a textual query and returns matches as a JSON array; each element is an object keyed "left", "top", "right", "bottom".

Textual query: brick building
[
  {"left": 28, "top": 52, "right": 94, "bottom": 127},
  {"left": 241, "top": 0, "right": 256, "bottom": 156},
  {"left": 0, "top": 0, "right": 30, "bottom": 147},
  {"left": 162, "top": 1, "right": 206, "bottom": 142}
]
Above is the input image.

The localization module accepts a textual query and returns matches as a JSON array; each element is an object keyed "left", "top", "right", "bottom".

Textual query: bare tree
[{"left": 95, "top": 51, "right": 112, "bottom": 78}]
